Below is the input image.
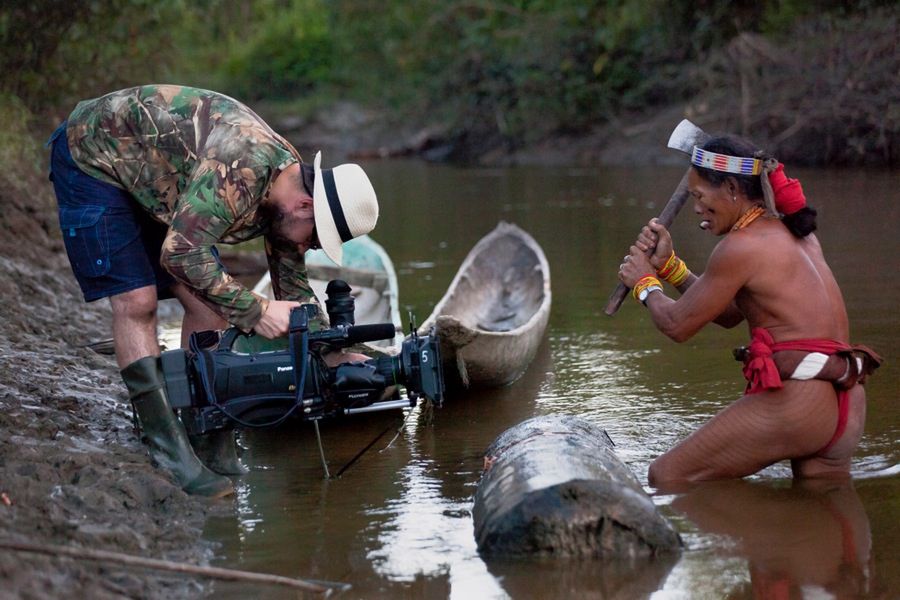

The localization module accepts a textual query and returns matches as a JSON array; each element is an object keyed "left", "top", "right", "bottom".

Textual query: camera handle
[{"left": 217, "top": 327, "right": 253, "bottom": 351}]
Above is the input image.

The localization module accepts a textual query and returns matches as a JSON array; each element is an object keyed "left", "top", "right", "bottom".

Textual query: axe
[{"left": 603, "top": 119, "right": 711, "bottom": 316}]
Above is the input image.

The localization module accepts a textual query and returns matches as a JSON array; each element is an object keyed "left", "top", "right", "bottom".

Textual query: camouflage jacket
[{"left": 66, "top": 84, "right": 321, "bottom": 331}]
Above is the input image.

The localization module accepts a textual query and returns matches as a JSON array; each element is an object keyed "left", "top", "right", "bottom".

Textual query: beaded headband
[{"left": 691, "top": 146, "right": 762, "bottom": 176}]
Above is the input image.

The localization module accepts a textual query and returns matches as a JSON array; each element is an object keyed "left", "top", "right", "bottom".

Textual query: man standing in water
[
  {"left": 618, "top": 134, "right": 880, "bottom": 488},
  {"left": 48, "top": 85, "right": 379, "bottom": 497}
]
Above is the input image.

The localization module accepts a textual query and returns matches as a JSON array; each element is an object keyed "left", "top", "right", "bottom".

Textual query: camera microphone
[{"left": 344, "top": 323, "right": 398, "bottom": 345}]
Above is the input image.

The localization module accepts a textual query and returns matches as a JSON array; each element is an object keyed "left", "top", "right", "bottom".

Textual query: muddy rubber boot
[
  {"left": 189, "top": 429, "right": 249, "bottom": 476},
  {"left": 121, "top": 356, "right": 234, "bottom": 498}
]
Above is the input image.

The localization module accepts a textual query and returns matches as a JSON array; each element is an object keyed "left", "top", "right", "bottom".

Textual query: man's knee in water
[{"left": 648, "top": 454, "right": 686, "bottom": 489}]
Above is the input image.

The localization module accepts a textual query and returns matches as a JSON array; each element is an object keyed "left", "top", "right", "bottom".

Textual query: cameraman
[{"left": 48, "top": 85, "right": 379, "bottom": 498}]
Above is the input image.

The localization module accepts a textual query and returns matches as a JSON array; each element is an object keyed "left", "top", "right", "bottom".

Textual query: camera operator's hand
[
  {"left": 253, "top": 299, "right": 302, "bottom": 339},
  {"left": 322, "top": 351, "right": 370, "bottom": 368}
]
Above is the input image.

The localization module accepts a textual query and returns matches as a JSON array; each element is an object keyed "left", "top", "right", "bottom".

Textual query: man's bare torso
[{"left": 722, "top": 218, "right": 850, "bottom": 343}]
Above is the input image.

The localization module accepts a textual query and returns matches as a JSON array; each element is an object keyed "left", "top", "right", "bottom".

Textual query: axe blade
[{"left": 667, "top": 119, "right": 711, "bottom": 155}]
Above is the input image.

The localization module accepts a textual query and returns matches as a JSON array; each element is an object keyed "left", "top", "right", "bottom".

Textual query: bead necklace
[{"left": 731, "top": 205, "right": 766, "bottom": 231}]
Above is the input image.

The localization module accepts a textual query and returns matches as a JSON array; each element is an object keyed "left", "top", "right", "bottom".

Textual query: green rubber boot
[
  {"left": 121, "top": 357, "right": 234, "bottom": 498},
  {"left": 189, "top": 429, "right": 249, "bottom": 476}
]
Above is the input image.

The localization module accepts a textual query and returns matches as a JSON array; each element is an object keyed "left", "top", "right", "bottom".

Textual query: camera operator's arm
[
  {"left": 264, "top": 236, "right": 329, "bottom": 331},
  {"left": 162, "top": 158, "right": 270, "bottom": 331},
  {"left": 321, "top": 349, "right": 393, "bottom": 402},
  {"left": 255, "top": 304, "right": 370, "bottom": 363}
]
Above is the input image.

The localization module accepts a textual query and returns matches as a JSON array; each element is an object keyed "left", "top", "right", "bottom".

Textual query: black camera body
[{"left": 161, "top": 280, "right": 444, "bottom": 435}]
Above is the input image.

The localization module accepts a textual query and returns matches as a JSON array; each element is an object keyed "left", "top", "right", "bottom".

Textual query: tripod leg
[{"left": 313, "top": 420, "right": 331, "bottom": 479}]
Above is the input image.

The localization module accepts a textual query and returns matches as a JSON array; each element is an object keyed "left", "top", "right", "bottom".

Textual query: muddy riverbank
[{"left": 0, "top": 169, "right": 225, "bottom": 597}]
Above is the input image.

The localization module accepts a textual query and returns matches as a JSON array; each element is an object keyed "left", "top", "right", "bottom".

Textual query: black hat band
[{"left": 322, "top": 168, "right": 353, "bottom": 243}]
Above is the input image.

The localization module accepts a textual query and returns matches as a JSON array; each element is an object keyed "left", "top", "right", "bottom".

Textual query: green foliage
[
  {"left": 214, "top": 0, "right": 335, "bottom": 101},
  {"left": 0, "top": 0, "right": 895, "bottom": 162},
  {"left": 333, "top": 1, "right": 613, "bottom": 148},
  {"left": 0, "top": 0, "right": 206, "bottom": 113},
  {"left": 0, "top": 94, "right": 42, "bottom": 187}
]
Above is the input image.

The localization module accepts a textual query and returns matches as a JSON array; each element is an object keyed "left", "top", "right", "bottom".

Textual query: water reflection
[
  {"left": 363, "top": 340, "right": 555, "bottom": 597},
  {"left": 197, "top": 162, "right": 898, "bottom": 598},
  {"left": 365, "top": 455, "right": 506, "bottom": 598},
  {"left": 485, "top": 553, "right": 679, "bottom": 600},
  {"left": 663, "top": 479, "right": 872, "bottom": 598},
  {"left": 536, "top": 331, "right": 673, "bottom": 468}
]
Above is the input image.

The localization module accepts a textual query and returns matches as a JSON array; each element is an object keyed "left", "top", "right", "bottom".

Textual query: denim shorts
[{"left": 47, "top": 122, "right": 176, "bottom": 302}]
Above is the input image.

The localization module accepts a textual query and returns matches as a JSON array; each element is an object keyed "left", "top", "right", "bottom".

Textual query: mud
[{"left": 0, "top": 169, "right": 220, "bottom": 598}]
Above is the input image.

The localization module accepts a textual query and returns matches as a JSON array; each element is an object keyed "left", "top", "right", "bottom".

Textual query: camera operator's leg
[
  {"left": 109, "top": 285, "right": 162, "bottom": 369},
  {"left": 188, "top": 431, "right": 248, "bottom": 475},
  {"left": 48, "top": 125, "right": 231, "bottom": 496},
  {"left": 171, "top": 283, "right": 228, "bottom": 348},
  {"left": 112, "top": 289, "right": 233, "bottom": 495},
  {"left": 121, "top": 356, "right": 234, "bottom": 497},
  {"left": 170, "top": 284, "right": 246, "bottom": 475}
]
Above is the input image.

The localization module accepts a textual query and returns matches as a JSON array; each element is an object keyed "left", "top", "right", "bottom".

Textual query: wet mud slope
[{"left": 0, "top": 171, "right": 216, "bottom": 598}]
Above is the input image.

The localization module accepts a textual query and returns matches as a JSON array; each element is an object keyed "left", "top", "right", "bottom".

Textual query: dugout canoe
[
  {"left": 418, "top": 222, "right": 551, "bottom": 388},
  {"left": 473, "top": 415, "right": 682, "bottom": 558}
]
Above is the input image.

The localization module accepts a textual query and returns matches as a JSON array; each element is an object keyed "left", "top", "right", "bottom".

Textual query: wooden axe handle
[{"left": 603, "top": 168, "right": 692, "bottom": 316}]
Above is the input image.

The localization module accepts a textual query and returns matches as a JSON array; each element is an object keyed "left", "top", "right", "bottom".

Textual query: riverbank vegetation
[{"left": 2, "top": 1, "right": 897, "bottom": 168}]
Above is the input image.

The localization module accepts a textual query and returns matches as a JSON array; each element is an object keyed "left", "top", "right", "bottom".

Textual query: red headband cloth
[{"left": 767, "top": 163, "right": 807, "bottom": 216}]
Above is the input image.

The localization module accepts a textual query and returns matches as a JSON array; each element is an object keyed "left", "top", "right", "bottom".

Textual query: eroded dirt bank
[{"left": 0, "top": 170, "right": 220, "bottom": 598}]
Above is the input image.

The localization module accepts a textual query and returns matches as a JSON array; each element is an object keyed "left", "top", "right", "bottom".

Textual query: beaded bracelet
[
  {"left": 657, "top": 251, "right": 691, "bottom": 287},
  {"left": 632, "top": 274, "right": 663, "bottom": 304}
]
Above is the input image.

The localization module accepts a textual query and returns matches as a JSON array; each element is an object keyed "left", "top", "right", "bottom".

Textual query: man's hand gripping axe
[{"left": 603, "top": 119, "right": 711, "bottom": 316}]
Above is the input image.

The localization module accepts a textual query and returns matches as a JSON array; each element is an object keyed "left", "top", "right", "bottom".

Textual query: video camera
[{"left": 161, "top": 280, "right": 444, "bottom": 435}]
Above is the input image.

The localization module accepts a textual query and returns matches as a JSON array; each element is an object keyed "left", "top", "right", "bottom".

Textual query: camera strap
[
  {"left": 288, "top": 306, "right": 310, "bottom": 407},
  {"left": 289, "top": 308, "right": 332, "bottom": 479}
]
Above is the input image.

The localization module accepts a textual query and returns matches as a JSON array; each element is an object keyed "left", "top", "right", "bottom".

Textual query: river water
[{"left": 203, "top": 162, "right": 899, "bottom": 598}]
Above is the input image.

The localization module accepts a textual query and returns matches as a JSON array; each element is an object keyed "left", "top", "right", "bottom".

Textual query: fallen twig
[{"left": 0, "top": 539, "right": 348, "bottom": 595}]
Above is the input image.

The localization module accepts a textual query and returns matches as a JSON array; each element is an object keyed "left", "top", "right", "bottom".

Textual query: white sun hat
[{"left": 311, "top": 151, "right": 379, "bottom": 265}]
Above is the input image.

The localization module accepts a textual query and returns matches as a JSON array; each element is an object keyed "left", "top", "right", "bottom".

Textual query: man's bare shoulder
[
  {"left": 715, "top": 219, "right": 794, "bottom": 255},
  {"left": 706, "top": 220, "right": 797, "bottom": 280}
]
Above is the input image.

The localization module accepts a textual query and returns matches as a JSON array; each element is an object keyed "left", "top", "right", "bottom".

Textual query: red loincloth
[{"left": 742, "top": 328, "right": 854, "bottom": 454}]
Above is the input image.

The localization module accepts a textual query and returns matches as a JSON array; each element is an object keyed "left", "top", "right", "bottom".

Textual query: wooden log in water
[{"left": 473, "top": 415, "right": 682, "bottom": 558}]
